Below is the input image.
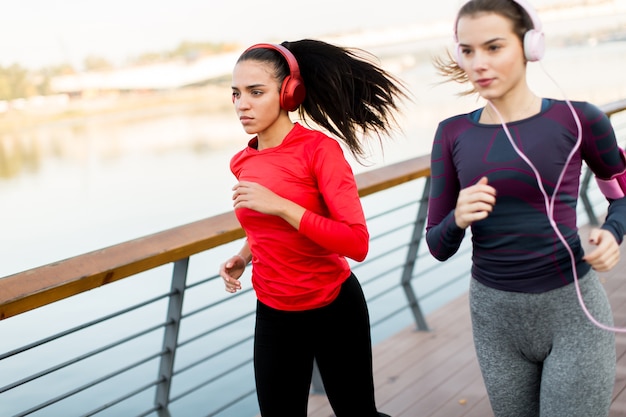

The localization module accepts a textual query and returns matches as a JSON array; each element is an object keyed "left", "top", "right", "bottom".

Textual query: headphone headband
[
  {"left": 243, "top": 43, "right": 306, "bottom": 111},
  {"left": 244, "top": 43, "right": 302, "bottom": 80},
  {"left": 511, "top": 0, "right": 542, "bottom": 32}
]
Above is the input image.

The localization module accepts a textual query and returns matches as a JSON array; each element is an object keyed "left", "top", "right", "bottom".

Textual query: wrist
[{"left": 236, "top": 254, "right": 249, "bottom": 265}]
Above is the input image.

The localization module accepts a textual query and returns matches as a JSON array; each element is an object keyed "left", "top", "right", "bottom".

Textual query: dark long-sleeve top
[{"left": 426, "top": 99, "right": 626, "bottom": 293}]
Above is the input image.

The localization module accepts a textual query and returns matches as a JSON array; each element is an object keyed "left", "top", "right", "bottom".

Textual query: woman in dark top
[{"left": 426, "top": 1, "right": 626, "bottom": 416}]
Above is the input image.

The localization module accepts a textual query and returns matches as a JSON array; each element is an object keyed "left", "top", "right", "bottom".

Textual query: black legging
[{"left": 253, "top": 273, "right": 384, "bottom": 417}]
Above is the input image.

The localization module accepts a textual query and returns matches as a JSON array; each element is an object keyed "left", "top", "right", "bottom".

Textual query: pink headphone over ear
[
  {"left": 243, "top": 43, "right": 306, "bottom": 112},
  {"left": 453, "top": 0, "right": 545, "bottom": 69}
]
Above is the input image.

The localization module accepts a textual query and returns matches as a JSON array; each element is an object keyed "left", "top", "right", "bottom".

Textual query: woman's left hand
[{"left": 583, "top": 228, "right": 620, "bottom": 272}]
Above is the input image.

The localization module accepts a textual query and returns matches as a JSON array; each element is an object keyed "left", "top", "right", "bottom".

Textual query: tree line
[{"left": 0, "top": 41, "right": 237, "bottom": 101}]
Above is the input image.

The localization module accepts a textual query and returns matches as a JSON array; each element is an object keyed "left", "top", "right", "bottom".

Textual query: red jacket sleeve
[{"left": 297, "top": 140, "right": 369, "bottom": 261}]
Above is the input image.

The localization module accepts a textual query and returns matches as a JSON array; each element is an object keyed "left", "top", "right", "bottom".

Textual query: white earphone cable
[{"left": 487, "top": 61, "right": 625, "bottom": 332}]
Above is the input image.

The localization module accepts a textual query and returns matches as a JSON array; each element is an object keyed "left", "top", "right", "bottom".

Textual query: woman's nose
[
  {"left": 470, "top": 51, "right": 488, "bottom": 71},
  {"left": 235, "top": 95, "right": 250, "bottom": 109}
]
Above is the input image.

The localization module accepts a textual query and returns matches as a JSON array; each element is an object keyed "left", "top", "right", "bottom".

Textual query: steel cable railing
[{"left": 0, "top": 99, "right": 623, "bottom": 416}]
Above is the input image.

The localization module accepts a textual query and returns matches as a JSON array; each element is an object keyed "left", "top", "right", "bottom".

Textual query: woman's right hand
[
  {"left": 219, "top": 255, "right": 247, "bottom": 293},
  {"left": 454, "top": 176, "right": 497, "bottom": 229}
]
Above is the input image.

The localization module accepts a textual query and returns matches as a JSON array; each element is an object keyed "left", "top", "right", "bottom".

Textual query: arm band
[{"left": 596, "top": 149, "right": 626, "bottom": 199}]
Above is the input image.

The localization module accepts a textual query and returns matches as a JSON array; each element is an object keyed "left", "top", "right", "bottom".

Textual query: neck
[
  {"left": 482, "top": 93, "right": 540, "bottom": 124},
  {"left": 257, "top": 116, "right": 294, "bottom": 150}
]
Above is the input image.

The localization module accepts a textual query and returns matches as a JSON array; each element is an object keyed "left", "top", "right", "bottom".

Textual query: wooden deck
[{"left": 307, "top": 223, "right": 626, "bottom": 417}]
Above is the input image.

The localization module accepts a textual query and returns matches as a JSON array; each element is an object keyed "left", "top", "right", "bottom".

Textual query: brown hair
[{"left": 433, "top": 0, "right": 534, "bottom": 95}]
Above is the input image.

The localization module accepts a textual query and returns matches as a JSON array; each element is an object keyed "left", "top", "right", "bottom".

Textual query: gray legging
[{"left": 470, "top": 271, "right": 616, "bottom": 417}]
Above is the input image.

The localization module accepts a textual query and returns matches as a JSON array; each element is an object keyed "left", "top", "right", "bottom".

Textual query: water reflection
[
  {"left": 0, "top": 86, "right": 240, "bottom": 180},
  {"left": 0, "top": 131, "right": 43, "bottom": 178},
  {"left": 1, "top": 41, "right": 625, "bottom": 278}
]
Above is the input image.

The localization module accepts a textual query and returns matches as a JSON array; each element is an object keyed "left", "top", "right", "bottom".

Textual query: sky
[
  {"left": 1, "top": 0, "right": 460, "bottom": 70},
  {"left": 2, "top": 0, "right": 620, "bottom": 71}
]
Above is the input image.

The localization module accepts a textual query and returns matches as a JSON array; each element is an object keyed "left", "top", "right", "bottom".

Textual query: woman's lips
[{"left": 476, "top": 78, "right": 494, "bottom": 88}]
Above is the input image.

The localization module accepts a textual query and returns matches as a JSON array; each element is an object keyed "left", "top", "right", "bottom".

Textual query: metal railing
[{"left": 1, "top": 98, "right": 625, "bottom": 417}]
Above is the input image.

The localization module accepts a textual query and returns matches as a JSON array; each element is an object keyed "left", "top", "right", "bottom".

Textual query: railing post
[
  {"left": 401, "top": 177, "right": 431, "bottom": 331},
  {"left": 580, "top": 168, "right": 599, "bottom": 226},
  {"left": 155, "top": 258, "right": 189, "bottom": 417},
  {"left": 310, "top": 359, "right": 325, "bottom": 394}
]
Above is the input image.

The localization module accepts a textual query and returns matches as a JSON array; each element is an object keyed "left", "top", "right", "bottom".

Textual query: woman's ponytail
[{"left": 283, "top": 39, "right": 409, "bottom": 161}]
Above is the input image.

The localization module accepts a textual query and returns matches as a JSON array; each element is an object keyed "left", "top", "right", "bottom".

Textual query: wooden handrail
[
  {"left": 0, "top": 213, "right": 244, "bottom": 320},
  {"left": 357, "top": 155, "right": 431, "bottom": 197},
  {"left": 603, "top": 99, "right": 626, "bottom": 117},
  {"left": 0, "top": 155, "right": 432, "bottom": 320},
  {"left": 2, "top": 93, "right": 624, "bottom": 321}
]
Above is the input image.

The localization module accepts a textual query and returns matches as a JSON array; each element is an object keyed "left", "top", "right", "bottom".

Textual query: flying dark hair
[{"left": 237, "top": 39, "right": 409, "bottom": 162}]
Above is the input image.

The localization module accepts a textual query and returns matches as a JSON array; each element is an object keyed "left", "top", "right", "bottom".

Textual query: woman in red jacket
[{"left": 219, "top": 39, "right": 407, "bottom": 417}]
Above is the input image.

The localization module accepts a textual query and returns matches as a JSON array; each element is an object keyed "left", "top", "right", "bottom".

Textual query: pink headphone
[
  {"left": 453, "top": 0, "right": 545, "bottom": 69},
  {"left": 243, "top": 43, "right": 306, "bottom": 112}
]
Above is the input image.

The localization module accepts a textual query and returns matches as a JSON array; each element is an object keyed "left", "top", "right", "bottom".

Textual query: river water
[
  {"left": 2, "top": 38, "right": 625, "bottom": 278},
  {"left": 0, "top": 26, "right": 625, "bottom": 416}
]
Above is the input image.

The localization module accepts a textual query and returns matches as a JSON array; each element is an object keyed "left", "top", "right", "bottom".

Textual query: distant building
[{"left": 50, "top": 52, "right": 239, "bottom": 96}]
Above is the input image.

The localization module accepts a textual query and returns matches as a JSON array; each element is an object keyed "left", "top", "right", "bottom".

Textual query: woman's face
[
  {"left": 231, "top": 60, "right": 283, "bottom": 136},
  {"left": 456, "top": 12, "right": 527, "bottom": 102}
]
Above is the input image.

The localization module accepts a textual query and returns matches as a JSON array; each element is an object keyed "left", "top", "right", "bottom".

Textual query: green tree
[
  {"left": 0, "top": 64, "right": 32, "bottom": 101},
  {"left": 84, "top": 55, "right": 113, "bottom": 71}
]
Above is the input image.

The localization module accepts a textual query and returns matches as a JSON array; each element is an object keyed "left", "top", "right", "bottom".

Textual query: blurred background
[{"left": 1, "top": 0, "right": 625, "bottom": 277}]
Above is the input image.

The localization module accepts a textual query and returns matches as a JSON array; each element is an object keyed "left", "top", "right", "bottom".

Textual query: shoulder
[
  {"left": 439, "top": 112, "right": 473, "bottom": 126},
  {"left": 547, "top": 98, "right": 605, "bottom": 120},
  {"left": 230, "top": 146, "right": 248, "bottom": 173},
  {"left": 292, "top": 123, "right": 344, "bottom": 153},
  {"left": 436, "top": 111, "right": 478, "bottom": 131},
  {"left": 292, "top": 122, "right": 334, "bottom": 141},
  {"left": 434, "top": 112, "right": 479, "bottom": 144}
]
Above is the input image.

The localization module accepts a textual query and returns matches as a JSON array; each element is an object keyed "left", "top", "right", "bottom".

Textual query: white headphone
[
  {"left": 453, "top": 0, "right": 545, "bottom": 68},
  {"left": 465, "top": 2, "right": 626, "bottom": 333}
]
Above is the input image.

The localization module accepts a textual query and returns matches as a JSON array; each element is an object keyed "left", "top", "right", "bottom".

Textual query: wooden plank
[
  {"left": 307, "top": 294, "right": 478, "bottom": 417},
  {"left": 305, "top": 222, "right": 626, "bottom": 417},
  {"left": 393, "top": 356, "right": 485, "bottom": 417}
]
